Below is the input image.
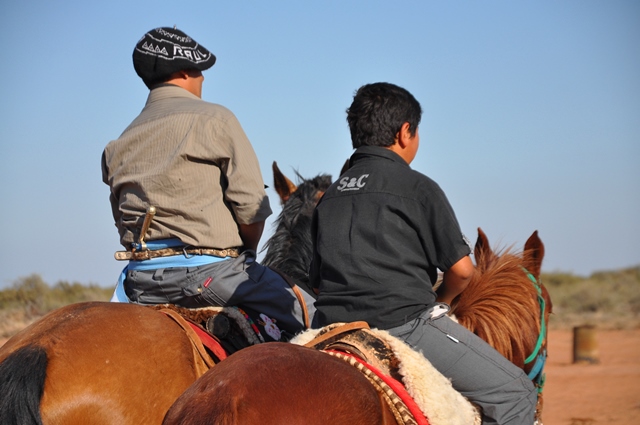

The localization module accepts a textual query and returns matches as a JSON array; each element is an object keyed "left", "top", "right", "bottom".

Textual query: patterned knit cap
[{"left": 133, "top": 27, "right": 216, "bottom": 84}]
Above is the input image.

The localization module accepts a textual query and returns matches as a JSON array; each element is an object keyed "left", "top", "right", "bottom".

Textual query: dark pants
[
  {"left": 387, "top": 309, "right": 537, "bottom": 425},
  {"left": 125, "top": 251, "right": 316, "bottom": 340}
]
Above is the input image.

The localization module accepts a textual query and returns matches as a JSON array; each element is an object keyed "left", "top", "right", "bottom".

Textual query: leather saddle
[
  {"left": 302, "top": 321, "right": 404, "bottom": 382},
  {"left": 148, "top": 304, "right": 259, "bottom": 356}
]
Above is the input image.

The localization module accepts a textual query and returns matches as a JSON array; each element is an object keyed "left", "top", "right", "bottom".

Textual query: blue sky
[{"left": 0, "top": 1, "right": 638, "bottom": 289}]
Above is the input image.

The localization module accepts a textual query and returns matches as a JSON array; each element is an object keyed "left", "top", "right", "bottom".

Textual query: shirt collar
[{"left": 350, "top": 145, "right": 409, "bottom": 168}]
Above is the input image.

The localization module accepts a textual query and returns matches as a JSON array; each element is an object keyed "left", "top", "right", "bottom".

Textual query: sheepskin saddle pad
[{"left": 291, "top": 323, "right": 481, "bottom": 425}]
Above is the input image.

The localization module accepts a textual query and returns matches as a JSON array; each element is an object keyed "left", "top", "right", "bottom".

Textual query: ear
[
  {"left": 340, "top": 159, "right": 350, "bottom": 176},
  {"left": 272, "top": 162, "right": 297, "bottom": 205},
  {"left": 396, "top": 122, "right": 412, "bottom": 148},
  {"left": 474, "top": 227, "right": 493, "bottom": 271},
  {"left": 523, "top": 230, "right": 545, "bottom": 278}
]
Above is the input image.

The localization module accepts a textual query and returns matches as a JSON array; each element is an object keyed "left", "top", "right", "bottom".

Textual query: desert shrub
[
  {"left": 0, "top": 274, "right": 112, "bottom": 338},
  {"left": 2, "top": 266, "right": 640, "bottom": 338},
  {"left": 542, "top": 272, "right": 583, "bottom": 288},
  {"left": 630, "top": 294, "right": 640, "bottom": 315},
  {"left": 544, "top": 266, "right": 640, "bottom": 329}
]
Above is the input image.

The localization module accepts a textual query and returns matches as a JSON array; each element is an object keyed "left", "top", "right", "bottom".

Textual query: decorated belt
[{"left": 114, "top": 246, "right": 240, "bottom": 261}]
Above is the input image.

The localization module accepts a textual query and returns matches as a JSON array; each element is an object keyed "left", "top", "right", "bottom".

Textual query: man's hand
[{"left": 238, "top": 221, "right": 265, "bottom": 252}]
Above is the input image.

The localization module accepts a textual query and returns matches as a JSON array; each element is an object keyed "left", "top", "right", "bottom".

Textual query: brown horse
[
  {"left": 0, "top": 163, "right": 333, "bottom": 425},
  {"left": 451, "top": 228, "right": 552, "bottom": 418},
  {"left": 164, "top": 342, "right": 401, "bottom": 425},
  {"left": 163, "top": 229, "right": 552, "bottom": 425},
  {"left": 451, "top": 228, "right": 552, "bottom": 376},
  {"left": 0, "top": 302, "right": 213, "bottom": 425},
  {"left": 261, "top": 162, "right": 333, "bottom": 296}
]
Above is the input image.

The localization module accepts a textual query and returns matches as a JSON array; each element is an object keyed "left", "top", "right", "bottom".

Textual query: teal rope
[{"left": 522, "top": 268, "right": 546, "bottom": 365}]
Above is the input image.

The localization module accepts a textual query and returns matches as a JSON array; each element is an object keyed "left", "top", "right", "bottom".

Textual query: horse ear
[
  {"left": 523, "top": 230, "right": 545, "bottom": 278},
  {"left": 474, "top": 227, "right": 493, "bottom": 270},
  {"left": 272, "top": 162, "right": 297, "bottom": 205},
  {"left": 340, "top": 159, "right": 350, "bottom": 176}
]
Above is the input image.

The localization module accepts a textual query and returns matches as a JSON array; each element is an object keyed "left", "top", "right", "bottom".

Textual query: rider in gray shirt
[{"left": 102, "top": 27, "right": 315, "bottom": 341}]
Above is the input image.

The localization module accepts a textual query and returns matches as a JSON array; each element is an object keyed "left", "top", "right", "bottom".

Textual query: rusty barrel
[{"left": 572, "top": 325, "right": 599, "bottom": 364}]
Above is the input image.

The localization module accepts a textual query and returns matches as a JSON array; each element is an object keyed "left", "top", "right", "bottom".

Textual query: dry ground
[
  {"left": 2, "top": 328, "right": 639, "bottom": 424},
  {"left": 541, "top": 328, "right": 640, "bottom": 425}
]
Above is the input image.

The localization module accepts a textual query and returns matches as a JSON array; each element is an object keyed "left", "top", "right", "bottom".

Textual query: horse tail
[{"left": 0, "top": 345, "right": 47, "bottom": 425}]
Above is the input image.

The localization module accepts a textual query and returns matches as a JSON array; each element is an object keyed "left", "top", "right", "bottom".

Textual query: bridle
[{"left": 522, "top": 267, "right": 547, "bottom": 393}]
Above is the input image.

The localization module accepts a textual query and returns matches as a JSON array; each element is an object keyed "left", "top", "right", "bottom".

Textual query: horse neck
[
  {"left": 262, "top": 175, "right": 331, "bottom": 287},
  {"left": 262, "top": 209, "right": 313, "bottom": 282},
  {"left": 451, "top": 253, "right": 543, "bottom": 370}
]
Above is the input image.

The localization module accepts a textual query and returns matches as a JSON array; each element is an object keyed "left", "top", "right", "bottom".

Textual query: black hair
[
  {"left": 346, "top": 82, "right": 422, "bottom": 148},
  {"left": 142, "top": 77, "right": 167, "bottom": 90},
  {"left": 142, "top": 69, "right": 200, "bottom": 90}
]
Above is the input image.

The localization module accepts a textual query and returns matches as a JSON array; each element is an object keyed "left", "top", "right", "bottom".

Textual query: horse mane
[
  {"left": 450, "top": 243, "right": 542, "bottom": 368},
  {"left": 262, "top": 171, "right": 332, "bottom": 295}
]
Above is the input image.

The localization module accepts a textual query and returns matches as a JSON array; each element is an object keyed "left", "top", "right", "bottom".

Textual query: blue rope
[
  {"left": 521, "top": 267, "right": 547, "bottom": 391},
  {"left": 523, "top": 268, "right": 546, "bottom": 364}
]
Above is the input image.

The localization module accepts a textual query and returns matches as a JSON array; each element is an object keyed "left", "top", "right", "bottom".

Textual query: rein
[{"left": 522, "top": 267, "right": 547, "bottom": 392}]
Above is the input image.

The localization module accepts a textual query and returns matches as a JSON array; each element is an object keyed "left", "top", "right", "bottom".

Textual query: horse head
[
  {"left": 452, "top": 228, "right": 552, "bottom": 420},
  {"left": 452, "top": 228, "right": 552, "bottom": 372},
  {"left": 262, "top": 161, "right": 338, "bottom": 295}
]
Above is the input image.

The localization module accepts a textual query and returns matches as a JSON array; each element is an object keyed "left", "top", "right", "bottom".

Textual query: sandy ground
[
  {"left": 2, "top": 328, "right": 639, "bottom": 424},
  {"left": 541, "top": 328, "right": 640, "bottom": 425}
]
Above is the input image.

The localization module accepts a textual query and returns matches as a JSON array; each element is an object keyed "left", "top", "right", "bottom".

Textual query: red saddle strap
[
  {"left": 160, "top": 309, "right": 228, "bottom": 363},
  {"left": 327, "top": 350, "right": 430, "bottom": 425},
  {"left": 184, "top": 320, "right": 228, "bottom": 362}
]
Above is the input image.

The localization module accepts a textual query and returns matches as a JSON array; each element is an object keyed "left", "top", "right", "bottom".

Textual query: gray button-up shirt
[{"left": 102, "top": 85, "right": 272, "bottom": 249}]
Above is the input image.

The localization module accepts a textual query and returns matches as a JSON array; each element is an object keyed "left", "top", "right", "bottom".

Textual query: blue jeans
[{"left": 387, "top": 307, "right": 537, "bottom": 425}]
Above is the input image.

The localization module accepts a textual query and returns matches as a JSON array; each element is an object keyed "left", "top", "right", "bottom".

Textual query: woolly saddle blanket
[{"left": 291, "top": 324, "right": 482, "bottom": 425}]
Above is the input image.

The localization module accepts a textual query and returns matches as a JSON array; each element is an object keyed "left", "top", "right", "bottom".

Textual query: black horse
[{"left": 261, "top": 161, "right": 337, "bottom": 297}]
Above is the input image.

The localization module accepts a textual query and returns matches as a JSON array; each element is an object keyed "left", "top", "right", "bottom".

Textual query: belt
[{"left": 114, "top": 247, "right": 241, "bottom": 261}]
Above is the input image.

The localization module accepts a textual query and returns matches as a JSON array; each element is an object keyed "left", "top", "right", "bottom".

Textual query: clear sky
[{"left": 0, "top": 1, "right": 638, "bottom": 289}]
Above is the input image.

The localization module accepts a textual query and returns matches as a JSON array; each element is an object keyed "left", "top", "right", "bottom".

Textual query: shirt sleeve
[
  {"left": 209, "top": 110, "right": 272, "bottom": 225},
  {"left": 101, "top": 149, "right": 122, "bottom": 229},
  {"left": 420, "top": 182, "right": 471, "bottom": 271}
]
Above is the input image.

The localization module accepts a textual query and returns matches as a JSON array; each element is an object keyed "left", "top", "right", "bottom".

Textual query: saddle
[
  {"left": 301, "top": 322, "right": 423, "bottom": 425},
  {"left": 148, "top": 304, "right": 261, "bottom": 357},
  {"left": 302, "top": 322, "right": 403, "bottom": 381},
  {"left": 293, "top": 323, "right": 481, "bottom": 425}
]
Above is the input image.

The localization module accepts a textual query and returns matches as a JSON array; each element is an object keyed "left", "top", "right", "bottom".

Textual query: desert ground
[
  {"left": 2, "top": 328, "right": 639, "bottom": 424},
  {"left": 541, "top": 328, "right": 640, "bottom": 425}
]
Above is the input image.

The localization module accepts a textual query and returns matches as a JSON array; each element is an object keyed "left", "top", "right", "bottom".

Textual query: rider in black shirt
[
  {"left": 311, "top": 145, "right": 470, "bottom": 329},
  {"left": 310, "top": 82, "right": 537, "bottom": 425}
]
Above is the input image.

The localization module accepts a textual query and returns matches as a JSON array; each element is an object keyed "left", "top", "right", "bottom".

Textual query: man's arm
[
  {"left": 238, "top": 221, "right": 265, "bottom": 252},
  {"left": 436, "top": 255, "right": 475, "bottom": 305}
]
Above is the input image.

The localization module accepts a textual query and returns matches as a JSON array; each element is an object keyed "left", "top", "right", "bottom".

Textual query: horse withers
[{"left": 162, "top": 229, "right": 552, "bottom": 425}]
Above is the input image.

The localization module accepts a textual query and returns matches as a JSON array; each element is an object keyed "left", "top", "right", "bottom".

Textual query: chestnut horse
[
  {"left": 163, "top": 229, "right": 552, "bottom": 425},
  {"left": 0, "top": 163, "right": 332, "bottom": 425},
  {"left": 0, "top": 302, "right": 212, "bottom": 425}
]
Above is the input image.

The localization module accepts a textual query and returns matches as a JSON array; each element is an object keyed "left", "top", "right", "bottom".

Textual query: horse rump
[
  {"left": 163, "top": 342, "right": 396, "bottom": 425},
  {"left": 0, "top": 345, "right": 47, "bottom": 425}
]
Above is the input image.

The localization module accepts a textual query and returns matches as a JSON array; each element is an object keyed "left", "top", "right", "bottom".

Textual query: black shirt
[{"left": 310, "top": 146, "right": 471, "bottom": 329}]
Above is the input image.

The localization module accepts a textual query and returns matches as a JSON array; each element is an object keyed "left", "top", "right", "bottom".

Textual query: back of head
[
  {"left": 346, "top": 82, "right": 422, "bottom": 148},
  {"left": 133, "top": 27, "right": 216, "bottom": 89}
]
